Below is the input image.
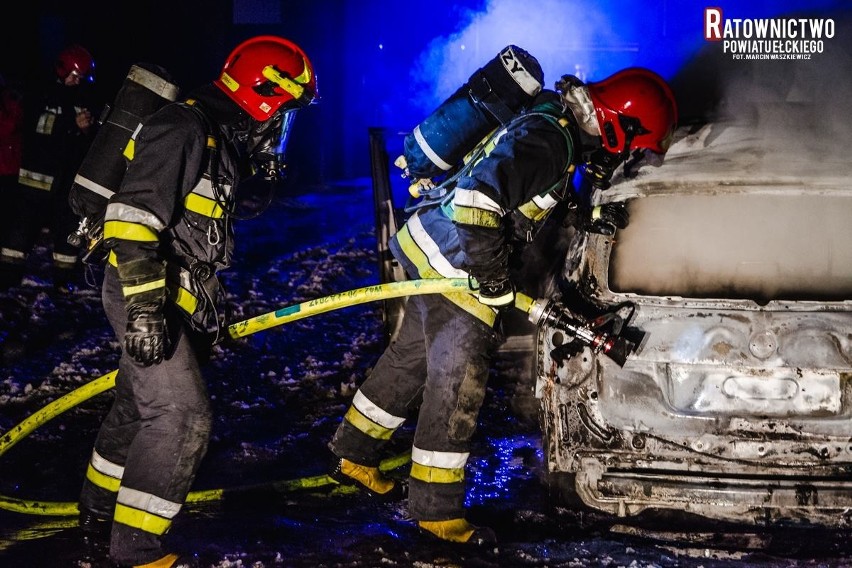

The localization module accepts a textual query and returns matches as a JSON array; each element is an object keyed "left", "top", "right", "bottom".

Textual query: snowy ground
[{"left": 1, "top": 180, "right": 850, "bottom": 567}]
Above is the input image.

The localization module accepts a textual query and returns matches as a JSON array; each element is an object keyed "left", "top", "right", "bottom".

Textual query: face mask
[
  {"left": 579, "top": 147, "right": 626, "bottom": 190},
  {"left": 245, "top": 109, "right": 298, "bottom": 182}
]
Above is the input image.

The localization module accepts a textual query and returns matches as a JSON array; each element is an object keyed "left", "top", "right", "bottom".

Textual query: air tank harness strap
[
  {"left": 407, "top": 111, "right": 575, "bottom": 217},
  {"left": 468, "top": 70, "right": 515, "bottom": 124}
]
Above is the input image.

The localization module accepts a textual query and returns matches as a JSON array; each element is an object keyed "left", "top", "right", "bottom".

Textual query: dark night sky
[
  {"left": 3, "top": 1, "right": 850, "bottom": 186},
  {"left": 0, "top": 1, "right": 372, "bottom": 186}
]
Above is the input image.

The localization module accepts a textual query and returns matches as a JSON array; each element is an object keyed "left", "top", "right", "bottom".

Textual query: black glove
[
  {"left": 125, "top": 302, "right": 165, "bottom": 366},
  {"left": 582, "top": 203, "right": 629, "bottom": 236},
  {"left": 477, "top": 277, "right": 515, "bottom": 309}
]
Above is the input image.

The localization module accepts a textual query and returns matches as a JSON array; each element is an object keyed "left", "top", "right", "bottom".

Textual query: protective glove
[
  {"left": 477, "top": 277, "right": 516, "bottom": 309},
  {"left": 124, "top": 302, "right": 165, "bottom": 366},
  {"left": 582, "top": 203, "right": 630, "bottom": 236}
]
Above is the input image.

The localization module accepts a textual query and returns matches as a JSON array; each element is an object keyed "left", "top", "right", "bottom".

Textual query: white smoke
[
  {"left": 719, "top": 40, "right": 852, "bottom": 162},
  {"left": 408, "top": 0, "right": 629, "bottom": 112}
]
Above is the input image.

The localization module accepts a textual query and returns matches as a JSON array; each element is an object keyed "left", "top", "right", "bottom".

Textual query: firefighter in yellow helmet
[{"left": 77, "top": 36, "right": 317, "bottom": 568}]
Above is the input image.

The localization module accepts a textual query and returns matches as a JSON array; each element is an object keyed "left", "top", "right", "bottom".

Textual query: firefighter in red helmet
[
  {"left": 55, "top": 44, "right": 96, "bottom": 85},
  {"left": 559, "top": 66, "right": 678, "bottom": 190},
  {"left": 0, "top": 44, "right": 99, "bottom": 290},
  {"left": 327, "top": 65, "right": 676, "bottom": 545},
  {"left": 77, "top": 36, "right": 317, "bottom": 568}
]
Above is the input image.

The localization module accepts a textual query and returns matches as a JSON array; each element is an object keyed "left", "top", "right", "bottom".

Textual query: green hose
[{"left": 1, "top": 278, "right": 533, "bottom": 516}]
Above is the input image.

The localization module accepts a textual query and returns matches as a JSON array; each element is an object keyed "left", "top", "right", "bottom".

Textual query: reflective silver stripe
[
  {"left": 352, "top": 391, "right": 405, "bottom": 429},
  {"left": 501, "top": 45, "right": 542, "bottom": 96},
  {"left": 117, "top": 487, "right": 182, "bottom": 519},
  {"left": 178, "top": 267, "right": 193, "bottom": 289},
  {"left": 0, "top": 247, "right": 25, "bottom": 260},
  {"left": 407, "top": 213, "right": 467, "bottom": 278},
  {"left": 73, "top": 174, "right": 115, "bottom": 200},
  {"left": 19, "top": 168, "right": 54, "bottom": 189},
  {"left": 411, "top": 445, "right": 469, "bottom": 469},
  {"left": 53, "top": 252, "right": 78, "bottom": 264},
  {"left": 413, "top": 125, "right": 453, "bottom": 172},
  {"left": 192, "top": 176, "right": 231, "bottom": 199},
  {"left": 453, "top": 188, "right": 504, "bottom": 215},
  {"left": 533, "top": 193, "right": 558, "bottom": 210},
  {"left": 127, "top": 64, "right": 180, "bottom": 101},
  {"left": 90, "top": 449, "right": 125, "bottom": 479},
  {"left": 104, "top": 202, "right": 166, "bottom": 231}
]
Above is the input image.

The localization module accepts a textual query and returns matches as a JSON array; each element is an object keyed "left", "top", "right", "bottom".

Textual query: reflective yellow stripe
[
  {"left": 104, "top": 220, "right": 158, "bottom": 242},
  {"left": 85, "top": 463, "right": 121, "bottom": 493},
  {"left": 344, "top": 406, "right": 395, "bottom": 440},
  {"left": 444, "top": 292, "right": 496, "bottom": 325},
  {"left": 410, "top": 462, "right": 465, "bottom": 484},
  {"left": 108, "top": 250, "right": 118, "bottom": 267},
  {"left": 184, "top": 192, "right": 224, "bottom": 218},
  {"left": 261, "top": 57, "right": 312, "bottom": 99},
  {"left": 123, "top": 278, "right": 166, "bottom": 298},
  {"left": 123, "top": 138, "right": 135, "bottom": 160},
  {"left": 172, "top": 284, "right": 198, "bottom": 314},
  {"left": 451, "top": 205, "right": 500, "bottom": 228},
  {"left": 395, "top": 224, "right": 434, "bottom": 276},
  {"left": 113, "top": 503, "right": 171, "bottom": 535},
  {"left": 395, "top": 225, "right": 496, "bottom": 326},
  {"left": 518, "top": 200, "right": 547, "bottom": 221}
]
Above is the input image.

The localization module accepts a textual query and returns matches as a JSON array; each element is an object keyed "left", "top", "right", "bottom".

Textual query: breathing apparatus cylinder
[
  {"left": 402, "top": 45, "right": 544, "bottom": 181},
  {"left": 68, "top": 63, "right": 180, "bottom": 227}
]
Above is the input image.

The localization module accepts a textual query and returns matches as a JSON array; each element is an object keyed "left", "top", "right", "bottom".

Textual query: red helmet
[
  {"left": 214, "top": 35, "right": 317, "bottom": 121},
  {"left": 55, "top": 44, "right": 95, "bottom": 82},
  {"left": 587, "top": 67, "right": 677, "bottom": 155}
]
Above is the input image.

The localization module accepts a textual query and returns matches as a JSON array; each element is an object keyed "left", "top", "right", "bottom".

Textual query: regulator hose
[{"left": 0, "top": 277, "right": 516, "bottom": 517}]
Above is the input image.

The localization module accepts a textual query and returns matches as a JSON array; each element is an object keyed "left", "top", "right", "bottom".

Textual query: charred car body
[{"left": 536, "top": 120, "right": 852, "bottom": 528}]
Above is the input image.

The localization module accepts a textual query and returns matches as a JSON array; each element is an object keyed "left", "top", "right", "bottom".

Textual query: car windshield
[{"left": 608, "top": 192, "right": 852, "bottom": 303}]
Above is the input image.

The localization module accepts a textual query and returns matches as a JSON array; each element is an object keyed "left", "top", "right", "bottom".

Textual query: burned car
[{"left": 536, "top": 119, "right": 852, "bottom": 528}]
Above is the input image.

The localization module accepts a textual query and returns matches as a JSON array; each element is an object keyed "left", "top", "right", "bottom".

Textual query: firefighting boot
[
  {"left": 124, "top": 553, "right": 198, "bottom": 568},
  {"left": 329, "top": 457, "right": 407, "bottom": 501},
  {"left": 418, "top": 518, "right": 497, "bottom": 546}
]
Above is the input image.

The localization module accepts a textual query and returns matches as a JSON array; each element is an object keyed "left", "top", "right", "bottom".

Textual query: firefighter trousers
[
  {"left": 0, "top": 183, "right": 80, "bottom": 269},
  {"left": 79, "top": 265, "right": 213, "bottom": 566},
  {"left": 329, "top": 292, "right": 501, "bottom": 521}
]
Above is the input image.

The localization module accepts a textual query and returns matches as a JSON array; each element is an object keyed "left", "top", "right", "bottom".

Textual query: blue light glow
[
  {"left": 336, "top": 0, "right": 847, "bottom": 179},
  {"left": 465, "top": 434, "right": 543, "bottom": 507}
]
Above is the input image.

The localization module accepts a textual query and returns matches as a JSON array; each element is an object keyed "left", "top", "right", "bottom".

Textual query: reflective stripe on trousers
[
  {"left": 78, "top": 265, "right": 213, "bottom": 566},
  {"left": 329, "top": 293, "right": 500, "bottom": 520}
]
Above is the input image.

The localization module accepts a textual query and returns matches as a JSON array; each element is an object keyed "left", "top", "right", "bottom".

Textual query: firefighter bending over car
[
  {"left": 77, "top": 36, "right": 317, "bottom": 568},
  {"left": 328, "top": 46, "right": 677, "bottom": 546}
]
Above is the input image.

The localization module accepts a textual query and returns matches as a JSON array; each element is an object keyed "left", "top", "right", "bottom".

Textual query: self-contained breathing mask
[
  {"left": 242, "top": 107, "right": 297, "bottom": 183},
  {"left": 556, "top": 73, "right": 632, "bottom": 192},
  {"left": 224, "top": 107, "right": 298, "bottom": 220}
]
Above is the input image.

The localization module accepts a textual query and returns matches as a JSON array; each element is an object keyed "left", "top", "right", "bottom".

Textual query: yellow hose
[
  {"left": 228, "top": 277, "right": 473, "bottom": 338},
  {"left": 1, "top": 278, "right": 533, "bottom": 516}
]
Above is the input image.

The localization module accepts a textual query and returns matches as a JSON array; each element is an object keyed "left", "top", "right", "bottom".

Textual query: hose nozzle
[{"left": 528, "top": 298, "right": 635, "bottom": 367}]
